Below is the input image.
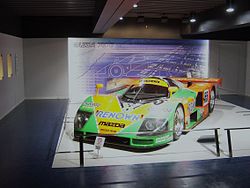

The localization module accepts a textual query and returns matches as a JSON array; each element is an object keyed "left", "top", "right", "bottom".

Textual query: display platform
[{"left": 52, "top": 99, "right": 250, "bottom": 168}]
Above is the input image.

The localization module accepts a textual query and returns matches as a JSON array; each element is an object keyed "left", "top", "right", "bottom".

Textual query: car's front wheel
[{"left": 173, "top": 105, "right": 185, "bottom": 141}]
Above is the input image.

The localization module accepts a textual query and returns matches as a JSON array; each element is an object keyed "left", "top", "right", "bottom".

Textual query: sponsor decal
[
  {"left": 186, "top": 116, "right": 190, "bottom": 125},
  {"left": 200, "top": 108, "right": 204, "bottom": 115},
  {"left": 99, "top": 121, "right": 125, "bottom": 128},
  {"left": 140, "top": 79, "right": 160, "bottom": 84},
  {"left": 83, "top": 102, "right": 100, "bottom": 107},
  {"left": 155, "top": 135, "right": 171, "bottom": 143},
  {"left": 100, "top": 128, "right": 116, "bottom": 133},
  {"left": 96, "top": 110, "right": 141, "bottom": 121},
  {"left": 188, "top": 101, "right": 195, "bottom": 113}
]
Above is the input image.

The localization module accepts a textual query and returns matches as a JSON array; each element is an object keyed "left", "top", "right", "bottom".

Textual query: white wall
[
  {"left": 1, "top": 36, "right": 248, "bottom": 121},
  {"left": 23, "top": 38, "right": 68, "bottom": 99},
  {"left": 0, "top": 33, "right": 24, "bottom": 119},
  {"left": 22, "top": 38, "right": 248, "bottom": 99},
  {"left": 209, "top": 40, "right": 247, "bottom": 95},
  {"left": 245, "top": 42, "right": 250, "bottom": 96}
]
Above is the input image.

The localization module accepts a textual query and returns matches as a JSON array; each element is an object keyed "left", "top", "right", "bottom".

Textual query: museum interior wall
[
  {"left": 1, "top": 31, "right": 249, "bottom": 117},
  {"left": 209, "top": 40, "right": 247, "bottom": 95},
  {"left": 22, "top": 38, "right": 248, "bottom": 99},
  {"left": 103, "top": 18, "right": 184, "bottom": 39},
  {"left": 23, "top": 38, "right": 68, "bottom": 99},
  {"left": 0, "top": 33, "right": 24, "bottom": 119},
  {"left": 246, "top": 42, "right": 250, "bottom": 96}
]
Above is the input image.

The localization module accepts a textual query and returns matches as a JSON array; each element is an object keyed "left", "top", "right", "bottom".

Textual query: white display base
[{"left": 52, "top": 100, "right": 250, "bottom": 168}]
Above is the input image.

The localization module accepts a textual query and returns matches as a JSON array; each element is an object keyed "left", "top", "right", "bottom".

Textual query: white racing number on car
[{"left": 203, "top": 90, "right": 209, "bottom": 106}]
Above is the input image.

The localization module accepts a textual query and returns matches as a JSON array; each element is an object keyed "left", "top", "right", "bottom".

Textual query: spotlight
[
  {"left": 133, "top": 4, "right": 138, "bottom": 8},
  {"left": 137, "top": 16, "right": 145, "bottom": 23},
  {"left": 226, "top": 7, "right": 235, "bottom": 13},
  {"left": 189, "top": 12, "right": 196, "bottom": 23},
  {"left": 226, "top": 0, "right": 235, "bottom": 13},
  {"left": 182, "top": 18, "right": 189, "bottom": 24},
  {"left": 161, "top": 14, "right": 168, "bottom": 23},
  {"left": 190, "top": 18, "right": 196, "bottom": 23},
  {"left": 119, "top": 17, "right": 123, "bottom": 20}
]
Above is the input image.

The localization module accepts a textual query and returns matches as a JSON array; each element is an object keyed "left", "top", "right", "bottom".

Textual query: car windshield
[{"left": 123, "top": 84, "right": 168, "bottom": 100}]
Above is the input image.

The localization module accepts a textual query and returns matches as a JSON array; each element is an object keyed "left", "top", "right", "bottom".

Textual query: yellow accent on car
[
  {"left": 92, "top": 95, "right": 150, "bottom": 135},
  {"left": 138, "top": 78, "right": 169, "bottom": 87},
  {"left": 169, "top": 86, "right": 178, "bottom": 97},
  {"left": 95, "top": 83, "right": 103, "bottom": 95}
]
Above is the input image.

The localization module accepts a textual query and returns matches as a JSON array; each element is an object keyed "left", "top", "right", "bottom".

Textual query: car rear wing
[{"left": 172, "top": 77, "right": 222, "bottom": 86}]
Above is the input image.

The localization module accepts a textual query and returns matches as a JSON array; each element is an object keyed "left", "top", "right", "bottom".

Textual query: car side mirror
[
  {"left": 168, "top": 87, "right": 178, "bottom": 97},
  {"left": 95, "top": 84, "right": 103, "bottom": 95}
]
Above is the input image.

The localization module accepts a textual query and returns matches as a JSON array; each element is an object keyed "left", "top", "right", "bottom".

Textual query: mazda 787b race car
[{"left": 74, "top": 77, "right": 221, "bottom": 149}]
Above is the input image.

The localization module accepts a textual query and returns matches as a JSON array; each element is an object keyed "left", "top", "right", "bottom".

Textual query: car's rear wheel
[
  {"left": 209, "top": 88, "right": 216, "bottom": 113},
  {"left": 173, "top": 105, "right": 185, "bottom": 141}
]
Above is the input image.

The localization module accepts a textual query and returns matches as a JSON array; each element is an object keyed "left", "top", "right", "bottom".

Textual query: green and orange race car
[{"left": 74, "top": 77, "right": 221, "bottom": 148}]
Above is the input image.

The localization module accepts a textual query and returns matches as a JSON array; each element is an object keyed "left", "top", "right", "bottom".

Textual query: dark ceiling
[
  {"left": 0, "top": 0, "right": 96, "bottom": 16},
  {"left": 182, "top": 24, "right": 250, "bottom": 41},
  {"left": 0, "top": 0, "right": 225, "bottom": 17},
  {"left": 0, "top": 0, "right": 249, "bottom": 40},
  {"left": 127, "top": 0, "right": 225, "bottom": 18}
]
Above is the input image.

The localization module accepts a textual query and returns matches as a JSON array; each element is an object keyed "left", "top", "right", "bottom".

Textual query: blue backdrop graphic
[{"left": 69, "top": 38, "right": 209, "bottom": 101}]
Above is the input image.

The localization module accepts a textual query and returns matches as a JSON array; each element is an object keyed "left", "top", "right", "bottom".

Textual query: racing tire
[
  {"left": 173, "top": 104, "right": 185, "bottom": 141},
  {"left": 209, "top": 87, "right": 216, "bottom": 113}
]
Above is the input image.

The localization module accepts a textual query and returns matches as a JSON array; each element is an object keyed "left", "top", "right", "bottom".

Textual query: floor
[
  {"left": 1, "top": 95, "right": 250, "bottom": 187},
  {"left": 53, "top": 99, "right": 250, "bottom": 168}
]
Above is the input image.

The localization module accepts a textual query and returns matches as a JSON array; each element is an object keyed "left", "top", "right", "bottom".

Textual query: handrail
[
  {"left": 77, "top": 127, "right": 221, "bottom": 167},
  {"left": 184, "top": 127, "right": 220, "bottom": 132},
  {"left": 225, "top": 127, "right": 250, "bottom": 131},
  {"left": 224, "top": 127, "right": 250, "bottom": 157},
  {"left": 191, "top": 128, "right": 220, "bottom": 157}
]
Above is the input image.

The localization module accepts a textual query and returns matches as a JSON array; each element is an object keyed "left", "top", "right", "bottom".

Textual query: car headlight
[
  {"left": 138, "top": 118, "right": 167, "bottom": 136},
  {"left": 145, "top": 120, "right": 156, "bottom": 131},
  {"left": 74, "top": 111, "right": 92, "bottom": 129}
]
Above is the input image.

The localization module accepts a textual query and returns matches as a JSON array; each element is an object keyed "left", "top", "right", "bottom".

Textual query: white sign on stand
[{"left": 93, "top": 137, "right": 105, "bottom": 159}]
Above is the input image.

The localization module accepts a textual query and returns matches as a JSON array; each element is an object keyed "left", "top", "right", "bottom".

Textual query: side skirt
[{"left": 182, "top": 114, "right": 209, "bottom": 133}]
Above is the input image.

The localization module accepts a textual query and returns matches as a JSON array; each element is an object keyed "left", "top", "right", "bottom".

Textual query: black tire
[
  {"left": 209, "top": 87, "right": 216, "bottom": 113},
  {"left": 173, "top": 104, "right": 185, "bottom": 141}
]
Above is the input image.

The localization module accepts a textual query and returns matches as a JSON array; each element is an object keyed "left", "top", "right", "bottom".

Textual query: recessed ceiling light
[
  {"left": 161, "top": 16, "right": 168, "bottom": 23},
  {"left": 226, "top": 7, "right": 235, "bottom": 13},
  {"left": 119, "top": 17, "right": 123, "bottom": 20},
  {"left": 137, "top": 16, "right": 145, "bottom": 23},
  {"left": 133, "top": 4, "right": 138, "bottom": 8},
  {"left": 182, "top": 18, "right": 189, "bottom": 24},
  {"left": 190, "top": 18, "right": 196, "bottom": 23},
  {"left": 189, "top": 12, "right": 196, "bottom": 23},
  {"left": 226, "top": 0, "right": 235, "bottom": 13}
]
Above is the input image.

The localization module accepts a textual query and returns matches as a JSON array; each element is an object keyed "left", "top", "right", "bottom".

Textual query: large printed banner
[{"left": 68, "top": 38, "right": 209, "bottom": 102}]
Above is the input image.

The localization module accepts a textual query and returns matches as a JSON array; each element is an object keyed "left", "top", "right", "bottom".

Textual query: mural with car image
[{"left": 69, "top": 38, "right": 221, "bottom": 150}]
